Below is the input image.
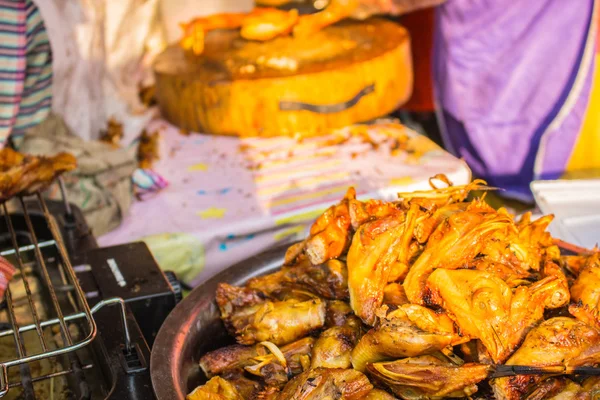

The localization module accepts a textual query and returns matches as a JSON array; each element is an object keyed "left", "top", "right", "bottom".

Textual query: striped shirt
[{"left": 0, "top": 0, "right": 52, "bottom": 145}]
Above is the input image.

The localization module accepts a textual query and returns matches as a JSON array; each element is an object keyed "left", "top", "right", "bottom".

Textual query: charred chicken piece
[
  {"left": 569, "top": 253, "right": 600, "bottom": 328},
  {"left": 367, "top": 355, "right": 491, "bottom": 399},
  {"left": 246, "top": 259, "right": 348, "bottom": 300},
  {"left": 325, "top": 300, "right": 356, "bottom": 327},
  {"left": 491, "top": 317, "right": 600, "bottom": 400},
  {"left": 244, "top": 339, "right": 315, "bottom": 387},
  {"left": 187, "top": 376, "right": 243, "bottom": 400},
  {"left": 216, "top": 283, "right": 326, "bottom": 346},
  {"left": 347, "top": 198, "right": 402, "bottom": 230},
  {"left": 200, "top": 344, "right": 260, "bottom": 378},
  {"left": 351, "top": 311, "right": 457, "bottom": 372},
  {"left": 403, "top": 209, "right": 513, "bottom": 305},
  {"left": 276, "top": 368, "right": 372, "bottom": 400},
  {"left": 0, "top": 148, "right": 77, "bottom": 201}
]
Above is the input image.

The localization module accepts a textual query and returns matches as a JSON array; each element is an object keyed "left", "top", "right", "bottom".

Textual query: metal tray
[{"left": 150, "top": 243, "right": 289, "bottom": 400}]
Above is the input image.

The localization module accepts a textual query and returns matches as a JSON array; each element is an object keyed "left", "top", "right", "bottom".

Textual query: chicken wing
[
  {"left": 569, "top": 253, "right": 600, "bottom": 328},
  {"left": 491, "top": 317, "right": 600, "bottom": 400},
  {"left": 246, "top": 259, "right": 348, "bottom": 300},
  {"left": 426, "top": 269, "right": 547, "bottom": 363},
  {"left": 367, "top": 355, "right": 491, "bottom": 399},
  {"left": 403, "top": 210, "right": 513, "bottom": 305},
  {"left": 0, "top": 148, "right": 77, "bottom": 201},
  {"left": 350, "top": 311, "right": 457, "bottom": 372},
  {"left": 347, "top": 204, "right": 422, "bottom": 325},
  {"left": 310, "top": 324, "right": 360, "bottom": 369},
  {"left": 180, "top": 8, "right": 297, "bottom": 55},
  {"left": 276, "top": 368, "right": 372, "bottom": 400},
  {"left": 285, "top": 188, "right": 355, "bottom": 266},
  {"left": 216, "top": 283, "right": 326, "bottom": 346},
  {"left": 293, "top": 0, "right": 359, "bottom": 37}
]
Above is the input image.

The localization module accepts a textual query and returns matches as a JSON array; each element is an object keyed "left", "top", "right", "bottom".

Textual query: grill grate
[{"left": 0, "top": 180, "right": 131, "bottom": 398}]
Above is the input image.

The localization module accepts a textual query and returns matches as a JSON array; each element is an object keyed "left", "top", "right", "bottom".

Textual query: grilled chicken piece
[
  {"left": 0, "top": 148, "right": 77, "bottom": 201},
  {"left": 220, "top": 370, "right": 265, "bottom": 399},
  {"left": 180, "top": 8, "right": 297, "bottom": 55},
  {"left": 351, "top": 310, "right": 458, "bottom": 372},
  {"left": 245, "top": 339, "right": 315, "bottom": 386},
  {"left": 285, "top": 188, "right": 356, "bottom": 266},
  {"left": 403, "top": 210, "right": 513, "bottom": 305},
  {"left": 325, "top": 300, "right": 355, "bottom": 327},
  {"left": 216, "top": 283, "right": 326, "bottom": 346},
  {"left": 426, "top": 269, "right": 541, "bottom": 363},
  {"left": 276, "top": 368, "right": 372, "bottom": 400},
  {"left": 491, "top": 317, "right": 600, "bottom": 400},
  {"left": 367, "top": 355, "right": 491, "bottom": 399},
  {"left": 200, "top": 344, "right": 260, "bottom": 378},
  {"left": 569, "top": 253, "right": 600, "bottom": 328},
  {"left": 200, "top": 338, "right": 314, "bottom": 381},
  {"left": 293, "top": 0, "right": 359, "bottom": 37},
  {"left": 382, "top": 283, "right": 409, "bottom": 306},
  {"left": 310, "top": 317, "right": 362, "bottom": 369},
  {"left": 246, "top": 259, "right": 348, "bottom": 300},
  {"left": 364, "top": 389, "right": 397, "bottom": 400},
  {"left": 347, "top": 198, "right": 402, "bottom": 230},
  {"left": 241, "top": 8, "right": 298, "bottom": 41},
  {"left": 347, "top": 204, "right": 421, "bottom": 325},
  {"left": 187, "top": 376, "right": 243, "bottom": 400}
]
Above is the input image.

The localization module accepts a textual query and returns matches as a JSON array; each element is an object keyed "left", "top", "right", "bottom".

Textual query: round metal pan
[{"left": 150, "top": 243, "right": 290, "bottom": 400}]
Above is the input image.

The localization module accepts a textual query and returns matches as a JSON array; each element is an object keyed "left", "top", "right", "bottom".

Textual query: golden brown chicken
[
  {"left": 310, "top": 314, "right": 362, "bottom": 369},
  {"left": 0, "top": 148, "right": 77, "bottom": 201},
  {"left": 403, "top": 209, "right": 514, "bottom": 305},
  {"left": 292, "top": 0, "right": 359, "bottom": 37},
  {"left": 286, "top": 188, "right": 356, "bottom": 266},
  {"left": 350, "top": 309, "right": 459, "bottom": 372},
  {"left": 425, "top": 268, "right": 568, "bottom": 364},
  {"left": 180, "top": 8, "right": 298, "bottom": 55},
  {"left": 346, "top": 202, "right": 426, "bottom": 324},
  {"left": 187, "top": 376, "right": 244, "bottom": 400},
  {"left": 491, "top": 317, "right": 600, "bottom": 400},
  {"left": 276, "top": 368, "right": 372, "bottom": 400},
  {"left": 216, "top": 283, "right": 326, "bottom": 346},
  {"left": 569, "top": 253, "right": 600, "bottom": 328},
  {"left": 367, "top": 355, "right": 491, "bottom": 399},
  {"left": 363, "top": 389, "right": 397, "bottom": 400},
  {"left": 246, "top": 259, "right": 348, "bottom": 300}
]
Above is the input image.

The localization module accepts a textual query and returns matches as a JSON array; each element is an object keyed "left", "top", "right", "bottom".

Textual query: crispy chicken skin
[
  {"left": 367, "top": 355, "right": 491, "bottom": 399},
  {"left": 403, "top": 210, "right": 514, "bottom": 305},
  {"left": 0, "top": 148, "right": 77, "bottom": 201},
  {"left": 246, "top": 259, "right": 348, "bottom": 300},
  {"left": 187, "top": 376, "right": 244, "bottom": 400},
  {"left": 216, "top": 283, "right": 326, "bottom": 346},
  {"left": 276, "top": 368, "right": 372, "bottom": 400},
  {"left": 351, "top": 310, "right": 457, "bottom": 372},
  {"left": 492, "top": 317, "right": 600, "bottom": 400},
  {"left": 426, "top": 269, "right": 560, "bottom": 364},
  {"left": 569, "top": 253, "right": 600, "bottom": 328}
]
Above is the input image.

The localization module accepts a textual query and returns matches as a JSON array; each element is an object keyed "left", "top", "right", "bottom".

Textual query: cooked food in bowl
[{"left": 188, "top": 175, "right": 600, "bottom": 400}]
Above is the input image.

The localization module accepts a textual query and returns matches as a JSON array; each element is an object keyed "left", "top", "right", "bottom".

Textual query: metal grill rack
[{"left": 0, "top": 180, "right": 131, "bottom": 398}]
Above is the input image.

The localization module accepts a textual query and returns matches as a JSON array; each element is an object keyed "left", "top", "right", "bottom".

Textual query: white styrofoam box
[{"left": 531, "top": 179, "right": 600, "bottom": 248}]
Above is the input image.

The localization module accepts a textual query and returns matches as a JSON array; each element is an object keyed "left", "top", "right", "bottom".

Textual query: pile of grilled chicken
[{"left": 190, "top": 176, "right": 600, "bottom": 400}]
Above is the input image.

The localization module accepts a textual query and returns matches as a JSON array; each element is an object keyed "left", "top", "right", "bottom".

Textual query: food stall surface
[{"left": 98, "top": 120, "right": 470, "bottom": 286}]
